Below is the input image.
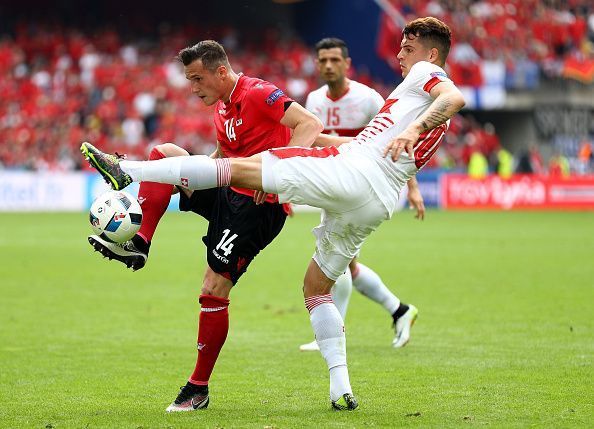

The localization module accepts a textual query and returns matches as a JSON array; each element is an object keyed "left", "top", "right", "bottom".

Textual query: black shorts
[{"left": 179, "top": 187, "right": 287, "bottom": 284}]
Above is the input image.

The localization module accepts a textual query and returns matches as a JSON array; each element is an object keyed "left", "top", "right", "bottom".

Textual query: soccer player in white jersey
[
  {"left": 82, "top": 17, "right": 465, "bottom": 411},
  {"left": 300, "top": 37, "right": 423, "bottom": 352}
]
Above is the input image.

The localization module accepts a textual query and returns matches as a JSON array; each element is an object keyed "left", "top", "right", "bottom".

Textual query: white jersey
[
  {"left": 305, "top": 80, "right": 384, "bottom": 137},
  {"left": 341, "top": 61, "right": 451, "bottom": 214}
]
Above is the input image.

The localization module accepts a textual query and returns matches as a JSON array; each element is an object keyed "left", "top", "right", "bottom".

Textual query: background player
[
  {"left": 86, "top": 40, "right": 323, "bottom": 412},
  {"left": 299, "top": 37, "right": 421, "bottom": 351},
  {"left": 82, "top": 17, "right": 465, "bottom": 411}
]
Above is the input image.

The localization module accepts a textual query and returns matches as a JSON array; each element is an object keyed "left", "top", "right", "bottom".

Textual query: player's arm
[
  {"left": 313, "top": 133, "right": 352, "bottom": 147},
  {"left": 406, "top": 176, "right": 425, "bottom": 220},
  {"left": 280, "top": 102, "right": 323, "bottom": 148},
  {"left": 384, "top": 81, "right": 465, "bottom": 161}
]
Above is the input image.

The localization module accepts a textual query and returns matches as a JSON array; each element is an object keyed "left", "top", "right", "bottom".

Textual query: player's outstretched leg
[
  {"left": 80, "top": 142, "right": 132, "bottom": 190},
  {"left": 166, "top": 382, "right": 209, "bottom": 412},
  {"left": 87, "top": 234, "right": 150, "bottom": 271},
  {"left": 392, "top": 303, "right": 418, "bottom": 348}
]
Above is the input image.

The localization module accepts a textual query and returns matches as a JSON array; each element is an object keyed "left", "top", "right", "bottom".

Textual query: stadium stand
[{"left": 0, "top": 0, "right": 593, "bottom": 173}]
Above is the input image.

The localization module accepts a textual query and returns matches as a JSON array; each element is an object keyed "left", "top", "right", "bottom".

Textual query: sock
[
  {"left": 352, "top": 262, "right": 400, "bottom": 315},
  {"left": 392, "top": 303, "right": 410, "bottom": 323},
  {"left": 189, "top": 295, "right": 230, "bottom": 385},
  {"left": 183, "top": 381, "right": 208, "bottom": 395},
  {"left": 120, "top": 156, "right": 231, "bottom": 190},
  {"left": 136, "top": 147, "right": 173, "bottom": 243},
  {"left": 305, "top": 295, "right": 352, "bottom": 401},
  {"left": 330, "top": 271, "right": 352, "bottom": 321}
]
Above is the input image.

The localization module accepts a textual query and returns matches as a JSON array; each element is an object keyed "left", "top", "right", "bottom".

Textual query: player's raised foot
[
  {"left": 392, "top": 304, "right": 418, "bottom": 348},
  {"left": 80, "top": 141, "right": 132, "bottom": 190},
  {"left": 299, "top": 340, "right": 320, "bottom": 352},
  {"left": 331, "top": 393, "right": 359, "bottom": 411},
  {"left": 166, "top": 382, "right": 209, "bottom": 412},
  {"left": 88, "top": 234, "right": 149, "bottom": 271}
]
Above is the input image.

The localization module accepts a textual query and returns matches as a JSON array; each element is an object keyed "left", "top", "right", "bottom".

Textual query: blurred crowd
[
  {"left": 387, "top": 0, "right": 594, "bottom": 88},
  {"left": 0, "top": 0, "right": 593, "bottom": 174}
]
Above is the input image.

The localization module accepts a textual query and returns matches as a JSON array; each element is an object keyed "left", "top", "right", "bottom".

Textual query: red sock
[
  {"left": 136, "top": 147, "right": 174, "bottom": 243},
  {"left": 189, "top": 295, "right": 230, "bottom": 385}
]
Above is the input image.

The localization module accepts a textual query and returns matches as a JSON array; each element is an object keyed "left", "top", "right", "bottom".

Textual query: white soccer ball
[{"left": 89, "top": 190, "right": 142, "bottom": 243}]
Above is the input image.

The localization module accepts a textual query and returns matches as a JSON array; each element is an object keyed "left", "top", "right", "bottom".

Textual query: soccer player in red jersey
[
  {"left": 86, "top": 40, "right": 323, "bottom": 412},
  {"left": 83, "top": 17, "right": 465, "bottom": 411}
]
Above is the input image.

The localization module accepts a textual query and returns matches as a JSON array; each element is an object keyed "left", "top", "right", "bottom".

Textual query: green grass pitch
[{"left": 0, "top": 210, "right": 592, "bottom": 428}]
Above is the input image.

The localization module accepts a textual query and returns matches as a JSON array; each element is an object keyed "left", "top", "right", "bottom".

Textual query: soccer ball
[{"left": 89, "top": 190, "right": 142, "bottom": 243}]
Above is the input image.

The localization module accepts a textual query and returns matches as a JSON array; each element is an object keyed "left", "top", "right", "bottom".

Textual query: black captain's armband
[{"left": 283, "top": 101, "right": 294, "bottom": 111}]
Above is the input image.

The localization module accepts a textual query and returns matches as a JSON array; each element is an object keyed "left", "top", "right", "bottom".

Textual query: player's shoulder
[
  {"left": 349, "top": 80, "right": 374, "bottom": 93},
  {"left": 243, "top": 76, "right": 288, "bottom": 105},
  {"left": 408, "top": 61, "right": 448, "bottom": 79},
  {"left": 349, "top": 80, "right": 383, "bottom": 99},
  {"left": 308, "top": 85, "right": 329, "bottom": 99}
]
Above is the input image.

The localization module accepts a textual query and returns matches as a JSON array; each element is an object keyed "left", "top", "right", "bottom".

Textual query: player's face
[
  {"left": 396, "top": 35, "right": 434, "bottom": 77},
  {"left": 184, "top": 59, "right": 227, "bottom": 106},
  {"left": 316, "top": 47, "right": 351, "bottom": 84}
]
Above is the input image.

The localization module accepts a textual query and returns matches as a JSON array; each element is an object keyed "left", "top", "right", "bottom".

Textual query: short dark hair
[
  {"left": 403, "top": 17, "right": 451, "bottom": 63},
  {"left": 314, "top": 37, "right": 349, "bottom": 58},
  {"left": 176, "top": 40, "right": 230, "bottom": 71}
]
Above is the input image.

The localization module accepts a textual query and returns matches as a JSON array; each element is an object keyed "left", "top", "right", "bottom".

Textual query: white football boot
[
  {"left": 392, "top": 304, "right": 418, "bottom": 348},
  {"left": 299, "top": 340, "right": 320, "bottom": 352}
]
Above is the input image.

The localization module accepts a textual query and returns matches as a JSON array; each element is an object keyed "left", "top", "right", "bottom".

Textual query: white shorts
[{"left": 261, "top": 146, "right": 391, "bottom": 280}]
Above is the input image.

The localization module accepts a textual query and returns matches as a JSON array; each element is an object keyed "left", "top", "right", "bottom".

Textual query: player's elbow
[{"left": 451, "top": 91, "right": 466, "bottom": 112}]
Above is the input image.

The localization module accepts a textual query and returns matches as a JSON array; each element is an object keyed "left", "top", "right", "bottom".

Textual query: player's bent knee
[
  {"left": 156, "top": 143, "right": 189, "bottom": 157},
  {"left": 201, "top": 270, "right": 233, "bottom": 298}
]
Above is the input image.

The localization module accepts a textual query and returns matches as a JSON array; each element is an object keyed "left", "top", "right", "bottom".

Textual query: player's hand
[
  {"left": 383, "top": 128, "right": 419, "bottom": 161},
  {"left": 407, "top": 186, "right": 425, "bottom": 220},
  {"left": 253, "top": 190, "right": 269, "bottom": 205}
]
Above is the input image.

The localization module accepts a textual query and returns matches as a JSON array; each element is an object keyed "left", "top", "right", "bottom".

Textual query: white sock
[
  {"left": 352, "top": 262, "right": 400, "bottom": 315},
  {"left": 331, "top": 271, "right": 352, "bottom": 321},
  {"left": 305, "top": 296, "right": 352, "bottom": 401},
  {"left": 120, "top": 156, "right": 231, "bottom": 190}
]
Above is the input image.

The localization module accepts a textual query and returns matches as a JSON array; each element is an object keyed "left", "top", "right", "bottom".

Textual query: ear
[
  {"left": 428, "top": 47, "right": 440, "bottom": 64},
  {"left": 217, "top": 65, "right": 227, "bottom": 79},
  {"left": 346, "top": 57, "right": 352, "bottom": 69}
]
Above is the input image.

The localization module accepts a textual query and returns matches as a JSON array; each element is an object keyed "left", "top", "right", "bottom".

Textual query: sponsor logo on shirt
[{"left": 266, "top": 89, "right": 284, "bottom": 105}]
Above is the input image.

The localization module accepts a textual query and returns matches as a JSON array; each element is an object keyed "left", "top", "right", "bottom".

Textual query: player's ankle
[
  {"left": 392, "top": 303, "right": 409, "bottom": 322},
  {"left": 186, "top": 381, "right": 209, "bottom": 395},
  {"left": 132, "top": 234, "right": 151, "bottom": 254}
]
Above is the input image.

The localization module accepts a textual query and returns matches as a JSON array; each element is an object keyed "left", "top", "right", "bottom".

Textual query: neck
[
  {"left": 222, "top": 71, "right": 240, "bottom": 103},
  {"left": 327, "top": 78, "right": 349, "bottom": 99}
]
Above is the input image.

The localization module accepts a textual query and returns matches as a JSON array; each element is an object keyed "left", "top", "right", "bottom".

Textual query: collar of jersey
[{"left": 226, "top": 73, "right": 245, "bottom": 107}]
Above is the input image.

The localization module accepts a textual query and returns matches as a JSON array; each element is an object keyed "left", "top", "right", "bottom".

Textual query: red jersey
[{"left": 213, "top": 74, "right": 292, "bottom": 202}]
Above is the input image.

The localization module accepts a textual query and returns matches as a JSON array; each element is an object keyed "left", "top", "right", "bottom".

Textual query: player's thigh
[
  {"left": 312, "top": 199, "right": 387, "bottom": 281},
  {"left": 266, "top": 153, "right": 374, "bottom": 210},
  {"left": 179, "top": 187, "right": 219, "bottom": 219},
  {"left": 205, "top": 189, "right": 287, "bottom": 285}
]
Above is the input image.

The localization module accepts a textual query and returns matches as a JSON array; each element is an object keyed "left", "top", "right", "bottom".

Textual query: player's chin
[{"left": 199, "top": 96, "right": 216, "bottom": 106}]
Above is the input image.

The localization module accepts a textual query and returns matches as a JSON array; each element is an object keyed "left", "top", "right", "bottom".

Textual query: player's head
[
  {"left": 397, "top": 17, "right": 451, "bottom": 77},
  {"left": 314, "top": 38, "right": 351, "bottom": 86},
  {"left": 177, "top": 40, "right": 234, "bottom": 105}
]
